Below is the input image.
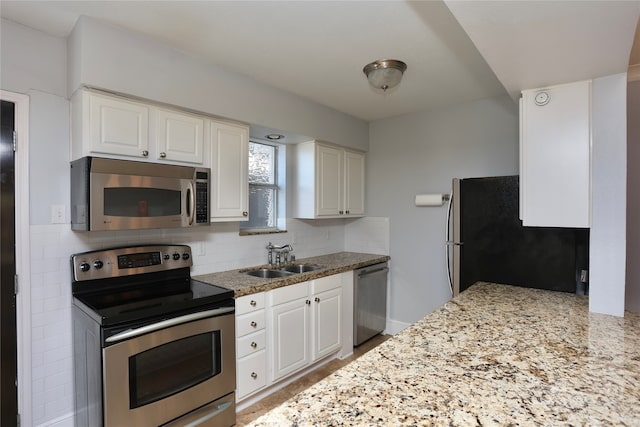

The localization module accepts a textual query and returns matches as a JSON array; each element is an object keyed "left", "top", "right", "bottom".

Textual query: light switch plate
[{"left": 51, "top": 205, "right": 65, "bottom": 224}]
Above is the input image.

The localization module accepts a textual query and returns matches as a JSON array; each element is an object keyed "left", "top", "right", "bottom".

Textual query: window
[{"left": 241, "top": 141, "right": 280, "bottom": 231}]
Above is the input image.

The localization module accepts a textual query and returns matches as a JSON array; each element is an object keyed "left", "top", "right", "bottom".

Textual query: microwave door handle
[
  {"left": 187, "top": 182, "right": 196, "bottom": 225},
  {"left": 105, "top": 307, "right": 235, "bottom": 343}
]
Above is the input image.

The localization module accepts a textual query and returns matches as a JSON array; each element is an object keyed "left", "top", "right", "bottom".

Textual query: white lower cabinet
[
  {"left": 311, "top": 275, "right": 342, "bottom": 360},
  {"left": 270, "top": 282, "right": 312, "bottom": 382},
  {"left": 269, "top": 276, "right": 342, "bottom": 383},
  {"left": 237, "top": 350, "right": 267, "bottom": 398},
  {"left": 235, "top": 293, "right": 267, "bottom": 400},
  {"left": 235, "top": 274, "right": 344, "bottom": 404}
]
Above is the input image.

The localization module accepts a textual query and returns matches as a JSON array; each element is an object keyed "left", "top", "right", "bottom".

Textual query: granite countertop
[
  {"left": 248, "top": 282, "right": 640, "bottom": 426},
  {"left": 193, "top": 251, "right": 389, "bottom": 297}
]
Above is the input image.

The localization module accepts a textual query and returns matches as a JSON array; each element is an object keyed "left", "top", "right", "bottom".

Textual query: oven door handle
[{"left": 105, "top": 307, "right": 235, "bottom": 343}]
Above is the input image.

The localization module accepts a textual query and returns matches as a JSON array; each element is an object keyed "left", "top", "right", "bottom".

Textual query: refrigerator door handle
[{"left": 446, "top": 183, "right": 455, "bottom": 297}]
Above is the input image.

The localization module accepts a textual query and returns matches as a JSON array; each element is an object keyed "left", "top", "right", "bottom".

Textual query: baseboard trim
[
  {"left": 385, "top": 318, "right": 411, "bottom": 336},
  {"left": 36, "top": 412, "right": 74, "bottom": 427}
]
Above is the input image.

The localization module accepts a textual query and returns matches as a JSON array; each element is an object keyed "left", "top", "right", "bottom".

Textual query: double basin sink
[{"left": 243, "top": 263, "right": 324, "bottom": 279}]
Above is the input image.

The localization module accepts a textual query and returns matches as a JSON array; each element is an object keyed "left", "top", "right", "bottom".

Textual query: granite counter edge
[{"left": 194, "top": 252, "right": 390, "bottom": 298}]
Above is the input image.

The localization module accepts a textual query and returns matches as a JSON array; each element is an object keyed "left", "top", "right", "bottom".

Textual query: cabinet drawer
[
  {"left": 236, "top": 293, "right": 265, "bottom": 315},
  {"left": 311, "top": 274, "right": 342, "bottom": 294},
  {"left": 237, "top": 350, "right": 266, "bottom": 399},
  {"left": 270, "top": 281, "right": 308, "bottom": 306},
  {"left": 236, "top": 310, "right": 265, "bottom": 337},
  {"left": 237, "top": 330, "right": 266, "bottom": 359}
]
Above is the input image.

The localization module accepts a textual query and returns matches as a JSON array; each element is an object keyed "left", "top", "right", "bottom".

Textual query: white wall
[
  {"left": 627, "top": 80, "right": 640, "bottom": 312},
  {"left": 367, "top": 95, "right": 519, "bottom": 325},
  {"left": 67, "top": 16, "right": 368, "bottom": 152},
  {"left": 1, "top": 18, "right": 73, "bottom": 427},
  {"left": 1, "top": 17, "right": 367, "bottom": 427},
  {"left": 589, "top": 73, "right": 627, "bottom": 317}
]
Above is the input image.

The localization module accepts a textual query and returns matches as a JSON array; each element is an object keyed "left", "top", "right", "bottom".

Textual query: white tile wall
[
  {"left": 345, "top": 217, "right": 390, "bottom": 255},
  {"left": 28, "top": 217, "right": 388, "bottom": 426}
]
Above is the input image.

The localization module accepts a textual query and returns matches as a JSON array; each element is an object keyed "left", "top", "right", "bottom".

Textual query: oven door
[{"left": 102, "top": 308, "right": 236, "bottom": 427}]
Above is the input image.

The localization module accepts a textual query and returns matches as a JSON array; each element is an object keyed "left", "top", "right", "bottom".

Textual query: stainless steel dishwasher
[{"left": 353, "top": 262, "right": 389, "bottom": 346}]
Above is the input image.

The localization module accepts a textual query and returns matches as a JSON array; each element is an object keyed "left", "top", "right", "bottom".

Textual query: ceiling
[{"left": 1, "top": 1, "right": 639, "bottom": 123}]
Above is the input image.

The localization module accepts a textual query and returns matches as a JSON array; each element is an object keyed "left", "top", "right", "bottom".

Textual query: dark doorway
[{"left": 1, "top": 100, "right": 18, "bottom": 426}]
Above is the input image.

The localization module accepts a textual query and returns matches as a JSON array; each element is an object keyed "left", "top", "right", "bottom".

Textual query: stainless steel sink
[
  {"left": 244, "top": 268, "right": 295, "bottom": 279},
  {"left": 282, "top": 264, "right": 324, "bottom": 274}
]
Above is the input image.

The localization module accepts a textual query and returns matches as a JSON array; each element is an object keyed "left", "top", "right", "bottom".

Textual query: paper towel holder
[{"left": 415, "top": 193, "right": 450, "bottom": 207}]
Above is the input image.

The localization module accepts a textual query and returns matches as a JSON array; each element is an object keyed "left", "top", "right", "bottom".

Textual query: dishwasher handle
[{"left": 357, "top": 266, "right": 389, "bottom": 278}]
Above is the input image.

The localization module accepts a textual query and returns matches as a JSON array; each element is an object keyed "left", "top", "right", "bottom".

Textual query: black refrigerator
[{"left": 448, "top": 176, "right": 589, "bottom": 295}]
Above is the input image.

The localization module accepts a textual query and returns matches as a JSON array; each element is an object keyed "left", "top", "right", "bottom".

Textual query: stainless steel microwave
[{"left": 71, "top": 157, "right": 210, "bottom": 231}]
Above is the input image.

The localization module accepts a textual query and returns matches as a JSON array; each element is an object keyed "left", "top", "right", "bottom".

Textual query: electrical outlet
[
  {"left": 51, "top": 205, "right": 65, "bottom": 224},
  {"left": 196, "top": 242, "right": 206, "bottom": 256}
]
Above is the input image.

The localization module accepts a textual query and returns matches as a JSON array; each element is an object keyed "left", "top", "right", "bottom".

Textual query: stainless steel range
[{"left": 71, "top": 244, "right": 236, "bottom": 427}]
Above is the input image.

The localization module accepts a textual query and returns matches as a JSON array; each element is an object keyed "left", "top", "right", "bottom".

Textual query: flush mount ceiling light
[
  {"left": 363, "top": 59, "right": 407, "bottom": 92},
  {"left": 265, "top": 134, "right": 284, "bottom": 141}
]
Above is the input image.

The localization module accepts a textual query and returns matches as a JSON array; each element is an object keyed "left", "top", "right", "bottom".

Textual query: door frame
[{"left": 1, "top": 90, "right": 31, "bottom": 427}]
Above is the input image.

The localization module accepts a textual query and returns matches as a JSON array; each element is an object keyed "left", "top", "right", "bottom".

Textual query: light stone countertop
[
  {"left": 247, "top": 282, "right": 640, "bottom": 426},
  {"left": 193, "top": 251, "right": 390, "bottom": 297}
]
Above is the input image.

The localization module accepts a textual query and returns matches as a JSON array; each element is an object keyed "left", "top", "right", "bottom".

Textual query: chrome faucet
[{"left": 266, "top": 242, "right": 294, "bottom": 267}]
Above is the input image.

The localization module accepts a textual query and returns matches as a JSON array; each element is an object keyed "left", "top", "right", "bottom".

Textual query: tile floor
[{"left": 235, "top": 334, "right": 390, "bottom": 426}]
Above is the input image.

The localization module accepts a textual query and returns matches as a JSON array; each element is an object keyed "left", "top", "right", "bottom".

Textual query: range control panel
[{"left": 71, "top": 245, "right": 193, "bottom": 281}]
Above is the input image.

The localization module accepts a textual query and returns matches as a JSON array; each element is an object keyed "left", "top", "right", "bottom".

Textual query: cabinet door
[
  {"left": 210, "top": 121, "right": 249, "bottom": 221},
  {"left": 344, "top": 150, "right": 365, "bottom": 216},
  {"left": 156, "top": 108, "right": 204, "bottom": 164},
  {"left": 271, "top": 298, "right": 310, "bottom": 382},
  {"left": 312, "top": 287, "right": 342, "bottom": 360},
  {"left": 520, "top": 81, "right": 591, "bottom": 227},
  {"left": 315, "top": 144, "right": 343, "bottom": 216},
  {"left": 89, "top": 92, "right": 149, "bottom": 158}
]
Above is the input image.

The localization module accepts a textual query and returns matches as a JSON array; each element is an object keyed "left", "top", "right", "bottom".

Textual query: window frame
[{"left": 240, "top": 140, "right": 283, "bottom": 233}]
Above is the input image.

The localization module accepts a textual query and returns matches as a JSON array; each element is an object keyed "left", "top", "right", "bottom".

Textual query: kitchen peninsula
[{"left": 248, "top": 283, "right": 640, "bottom": 426}]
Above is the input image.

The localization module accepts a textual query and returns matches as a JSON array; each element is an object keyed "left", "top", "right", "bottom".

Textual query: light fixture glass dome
[{"left": 363, "top": 59, "right": 407, "bottom": 91}]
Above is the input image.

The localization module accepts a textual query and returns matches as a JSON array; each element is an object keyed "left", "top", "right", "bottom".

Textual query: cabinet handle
[
  {"left": 305, "top": 300, "right": 311, "bottom": 305},
  {"left": 251, "top": 341, "right": 257, "bottom": 348},
  {"left": 141, "top": 150, "right": 149, "bottom": 157},
  {"left": 346, "top": 210, "right": 350, "bottom": 214},
  {"left": 251, "top": 372, "right": 258, "bottom": 379},
  {"left": 243, "top": 211, "right": 248, "bottom": 217},
  {"left": 160, "top": 152, "right": 166, "bottom": 158},
  {"left": 250, "top": 300, "right": 257, "bottom": 307},
  {"left": 339, "top": 210, "right": 344, "bottom": 215},
  {"left": 315, "top": 297, "right": 320, "bottom": 303},
  {"left": 250, "top": 321, "right": 257, "bottom": 327}
]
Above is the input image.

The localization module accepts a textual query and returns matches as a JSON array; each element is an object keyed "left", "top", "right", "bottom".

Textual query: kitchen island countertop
[
  {"left": 194, "top": 251, "right": 389, "bottom": 297},
  {"left": 248, "top": 282, "right": 640, "bottom": 426}
]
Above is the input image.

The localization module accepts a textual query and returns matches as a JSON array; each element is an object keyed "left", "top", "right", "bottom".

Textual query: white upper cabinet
[
  {"left": 520, "top": 80, "right": 591, "bottom": 228},
  {"left": 71, "top": 88, "right": 205, "bottom": 165},
  {"left": 316, "top": 144, "right": 343, "bottom": 216},
  {"left": 209, "top": 121, "right": 249, "bottom": 221},
  {"left": 72, "top": 89, "right": 150, "bottom": 160},
  {"left": 293, "top": 140, "right": 366, "bottom": 219},
  {"left": 343, "top": 149, "right": 365, "bottom": 216},
  {"left": 155, "top": 108, "right": 205, "bottom": 164}
]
